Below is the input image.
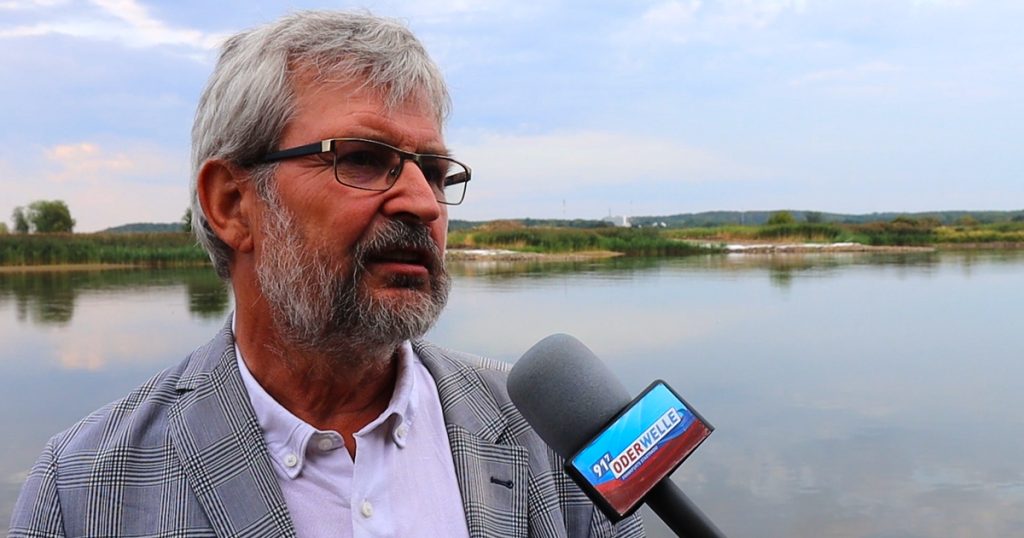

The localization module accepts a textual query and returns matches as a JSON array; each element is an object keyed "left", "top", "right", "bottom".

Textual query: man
[{"left": 10, "top": 11, "right": 643, "bottom": 538}]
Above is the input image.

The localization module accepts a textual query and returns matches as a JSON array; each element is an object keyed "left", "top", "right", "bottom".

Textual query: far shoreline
[{"left": 1, "top": 242, "right": 1022, "bottom": 272}]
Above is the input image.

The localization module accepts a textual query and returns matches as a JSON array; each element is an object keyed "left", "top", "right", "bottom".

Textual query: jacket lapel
[
  {"left": 415, "top": 341, "right": 531, "bottom": 538},
  {"left": 168, "top": 322, "right": 296, "bottom": 538}
]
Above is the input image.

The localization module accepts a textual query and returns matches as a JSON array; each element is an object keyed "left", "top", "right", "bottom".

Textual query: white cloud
[
  {"left": 454, "top": 130, "right": 754, "bottom": 195},
  {"left": 789, "top": 61, "right": 903, "bottom": 96},
  {"left": 0, "top": 0, "right": 67, "bottom": 9},
  {"left": 445, "top": 130, "right": 766, "bottom": 219},
  {"left": 389, "top": 0, "right": 546, "bottom": 24},
  {"left": 621, "top": 0, "right": 806, "bottom": 46},
  {"left": 0, "top": 0, "right": 224, "bottom": 55},
  {"left": 2, "top": 140, "right": 189, "bottom": 231},
  {"left": 716, "top": 0, "right": 806, "bottom": 29}
]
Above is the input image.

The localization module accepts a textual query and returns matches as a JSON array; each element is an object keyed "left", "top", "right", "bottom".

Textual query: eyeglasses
[{"left": 258, "top": 138, "right": 471, "bottom": 205}]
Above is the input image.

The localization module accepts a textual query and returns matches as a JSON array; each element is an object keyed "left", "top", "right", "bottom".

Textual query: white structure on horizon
[{"left": 602, "top": 215, "right": 631, "bottom": 227}]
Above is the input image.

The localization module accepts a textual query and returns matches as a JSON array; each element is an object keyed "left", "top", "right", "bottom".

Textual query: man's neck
[{"left": 234, "top": 311, "right": 400, "bottom": 457}]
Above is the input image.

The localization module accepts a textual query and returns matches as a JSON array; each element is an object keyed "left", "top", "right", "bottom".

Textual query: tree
[
  {"left": 766, "top": 211, "right": 796, "bottom": 226},
  {"left": 181, "top": 207, "right": 193, "bottom": 233},
  {"left": 26, "top": 200, "right": 75, "bottom": 233},
  {"left": 956, "top": 214, "right": 978, "bottom": 227},
  {"left": 0, "top": 222, "right": 8, "bottom": 234},
  {"left": 804, "top": 211, "right": 823, "bottom": 224},
  {"left": 12, "top": 206, "right": 29, "bottom": 233}
]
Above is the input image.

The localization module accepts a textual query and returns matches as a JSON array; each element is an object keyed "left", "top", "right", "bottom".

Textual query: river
[{"left": 2, "top": 251, "right": 1021, "bottom": 537}]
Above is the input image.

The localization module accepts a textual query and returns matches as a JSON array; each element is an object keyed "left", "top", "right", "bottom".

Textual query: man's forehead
[
  {"left": 281, "top": 73, "right": 446, "bottom": 152},
  {"left": 289, "top": 64, "right": 442, "bottom": 124}
]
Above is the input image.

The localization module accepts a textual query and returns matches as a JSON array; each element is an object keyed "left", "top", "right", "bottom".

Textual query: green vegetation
[
  {"left": 12, "top": 207, "right": 29, "bottom": 233},
  {"left": 449, "top": 224, "right": 711, "bottom": 256},
  {"left": 102, "top": 222, "right": 187, "bottom": 233},
  {"left": 765, "top": 211, "right": 797, "bottom": 226},
  {"left": 11, "top": 200, "right": 76, "bottom": 233},
  {"left": 4, "top": 211, "right": 1023, "bottom": 268},
  {"left": 665, "top": 217, "right": 1024, "bottom": 246},
  {"left": 628, "top": 209, "right": 1024, "bottom": 228},
  {"left": 0, "top": 233, "right": 208, "bottom": 266},
  {"left": 181, "top": 207, "right": 193, "bottom": 233}
]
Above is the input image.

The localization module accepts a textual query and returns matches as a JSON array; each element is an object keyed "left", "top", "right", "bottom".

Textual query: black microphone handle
[{"left": 645, "top": 479, "right": 726, "bottom": 538}]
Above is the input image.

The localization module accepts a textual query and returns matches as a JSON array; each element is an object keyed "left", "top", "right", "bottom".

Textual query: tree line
[{"left": 7, "top": 200, "right": 75, "bottom": 234}]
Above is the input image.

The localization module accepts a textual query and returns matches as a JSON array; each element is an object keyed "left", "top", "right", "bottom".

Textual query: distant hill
[
  {"left": 104, "top": 210, "right": 1024, "bottom": 234},
  {"left": 453, "top": 209, "right": 1024, "bottom": 229},
  {"left": 629, "top": 210, "right": 1024, "bottom": 227},
  {"left": 102, "top": 222, "right": 184, "bottom": 233}
]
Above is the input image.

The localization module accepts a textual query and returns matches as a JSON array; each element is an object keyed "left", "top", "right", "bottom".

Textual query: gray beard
[{"left": 255, "top": 198, "right": 450, "bottom": 366}]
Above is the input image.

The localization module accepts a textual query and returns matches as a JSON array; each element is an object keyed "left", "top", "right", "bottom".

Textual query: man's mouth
[{"left": 366, "top": 247, "right": 434, "bottom": 271}]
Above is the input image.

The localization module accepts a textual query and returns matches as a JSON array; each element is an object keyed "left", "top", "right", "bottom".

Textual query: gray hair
[{"left": 190, "top": 10, "right": 451, "bottom": 280}]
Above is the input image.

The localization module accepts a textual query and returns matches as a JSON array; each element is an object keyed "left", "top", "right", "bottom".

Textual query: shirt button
[
  {"left": 283, "top": 453, "right": 298, "bottom": 468},
  {"left": 395, "top": 424, "right": 409, "bottom": 439},
  {"left": 318, "top": 437, "right": 334, "bottom": 451},
  {"left": 360, "top": 500, "right": 373, "bottom": 518}
]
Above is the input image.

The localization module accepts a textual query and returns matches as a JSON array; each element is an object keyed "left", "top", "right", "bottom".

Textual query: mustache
[{"left": 353, "top": 219, "right": 445, "bottom": 272}]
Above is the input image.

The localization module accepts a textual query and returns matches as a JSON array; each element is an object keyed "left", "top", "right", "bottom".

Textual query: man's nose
[{"left": 379, "top": 160, "right": 443, "bottom": 223}]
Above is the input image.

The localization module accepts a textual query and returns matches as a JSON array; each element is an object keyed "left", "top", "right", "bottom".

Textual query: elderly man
[{"left": 10, "top": 11, "right": 643, "bottom": 538}]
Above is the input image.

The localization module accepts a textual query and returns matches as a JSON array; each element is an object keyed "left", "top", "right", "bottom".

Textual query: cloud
[
  {"left": 0, "top": 0, "right": 224, "bottom": 56},
  {"left": 42, "top": 141, "right": 182, "bottom": 186},
  {"left": 788, "top": 61, "right": 904, "bottom": 96},
  {"left": 0, "top": 0, "right": 67, "bottom": 9},
  {"left": 453, "top": 130, "right": 758, "bottom": 197},
  {"left": 2, "top": 140, "right": 189, "bottom": 231},
  {"left": 620, "top": 0, "right": 806, "bottom": 46},
  {"left": 790, "top": 61, "right": 902, "bottom": 87}
]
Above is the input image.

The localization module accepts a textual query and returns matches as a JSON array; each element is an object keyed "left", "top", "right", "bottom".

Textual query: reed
[
  {"left": 0, "top": 233, "right": 209, "bottom": 266},
  {"left": 448, "top": 227, "right": 711, "bottom": 256}
]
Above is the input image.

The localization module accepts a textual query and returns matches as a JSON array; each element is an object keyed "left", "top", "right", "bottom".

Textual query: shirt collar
[{"left": 232, "top": 314, "right": 419, "bottom": 477}]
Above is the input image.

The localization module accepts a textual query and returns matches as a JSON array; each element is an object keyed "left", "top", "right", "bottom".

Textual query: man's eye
[
  {"left": 420, "top": 159, "right": 450, "bottom": 187},
  {"left": 339, "top": 150, "right": 388, "bottom": 169}
]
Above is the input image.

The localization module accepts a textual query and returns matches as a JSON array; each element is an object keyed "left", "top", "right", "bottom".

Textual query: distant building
[{"left": 602, "top": 215, "right": 631, "bottom": 227}]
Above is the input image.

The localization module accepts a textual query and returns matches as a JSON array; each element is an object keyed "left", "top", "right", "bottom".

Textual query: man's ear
[{"left": 196, "top": 159, "right": 256, "bottom": 253}]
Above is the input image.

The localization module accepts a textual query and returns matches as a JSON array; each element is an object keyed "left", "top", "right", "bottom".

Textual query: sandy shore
[
  {"left": 445, "top": 242, "right": 935, "bottom": 261},
  {"left": 711, "top": 242, "right": 936, "bottom": 254},
  {"left": 445, "top": 248, "right": 621, "bottom": 262}
]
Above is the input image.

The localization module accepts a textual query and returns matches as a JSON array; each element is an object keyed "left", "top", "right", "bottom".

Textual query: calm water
[{"left": 2, "top": 252, "right": 1022, "bottom": 537}]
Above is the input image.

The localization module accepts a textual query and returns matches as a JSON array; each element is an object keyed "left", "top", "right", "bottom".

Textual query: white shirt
[{"left": 235, "top": 336, "right": 470, "bottom": 538}]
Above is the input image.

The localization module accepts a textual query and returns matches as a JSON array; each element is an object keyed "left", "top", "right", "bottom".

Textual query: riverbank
[
  {"left": 714, "top": 242, "right": 935, "bottom": 254},
  {"left": 446, "top": 248, "right": 622, "bottom": 262}
]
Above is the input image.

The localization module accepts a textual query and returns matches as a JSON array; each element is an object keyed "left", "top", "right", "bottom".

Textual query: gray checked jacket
[{"left": 10, "top": 322, "right": 644, "bottom": 537}]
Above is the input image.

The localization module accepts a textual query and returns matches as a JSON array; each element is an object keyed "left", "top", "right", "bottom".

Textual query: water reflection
[
  {"left": 0, "top": 267, "right": 230, "bottom": 325},
  {"left": 183, "top": 270, "right": 231, "bottom": 319},
  {"left": 0, "top": 272, "right": 78, "bottom": 325},
  {"left": 2, "top": 252, "right": 1022, "bottom": 537}
]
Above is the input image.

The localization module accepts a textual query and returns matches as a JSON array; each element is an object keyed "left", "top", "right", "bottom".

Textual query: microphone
[{"left": 508, "top": 334, "right": 725, "bottom": 538}]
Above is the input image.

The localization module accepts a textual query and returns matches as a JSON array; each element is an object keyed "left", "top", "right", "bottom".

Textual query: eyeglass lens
[{"left": 332, "top": 140, "right": 468, "bottom": 205}]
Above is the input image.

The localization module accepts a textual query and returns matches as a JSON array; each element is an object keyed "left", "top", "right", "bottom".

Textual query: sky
[{"left": 1, "top": 0, "right": 1022, "bottom": 232}]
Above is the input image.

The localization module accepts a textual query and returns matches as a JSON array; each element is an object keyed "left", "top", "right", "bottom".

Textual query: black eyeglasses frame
[{"left": 257, "top": 137, "right": 471, "bottom": 206}]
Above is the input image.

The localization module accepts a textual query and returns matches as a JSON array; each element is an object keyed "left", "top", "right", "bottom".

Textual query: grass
[
  {"left": 0, "top": 233, "right": 209, "bottom": 266},
  {"left": 3, "top": 219, "right": 1021, "bottom": 267},
  {"left": 448, "top": 226, "right": 712, "bottom": 256},
  {"left": 665, "top": 220, "right": 1024, "bottom": 247}
]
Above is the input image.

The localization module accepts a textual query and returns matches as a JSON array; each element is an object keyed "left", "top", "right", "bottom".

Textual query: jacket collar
[
  {"left": 168, "top": 320, "right": 296, "bottom": 537},
  {"left": 169, "top": 321, "right": 529, "bottom": 538},
  {"left": 414, "top": 339, "right": 531, "bottom": 537}
]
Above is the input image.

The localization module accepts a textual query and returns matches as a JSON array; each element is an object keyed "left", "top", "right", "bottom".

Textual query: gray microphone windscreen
[{"left": 508, "top": 334, "right": 633, "bottom": 458}]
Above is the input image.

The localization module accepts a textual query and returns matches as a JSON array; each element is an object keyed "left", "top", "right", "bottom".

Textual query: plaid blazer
[{"left": 10, "top": 323, "right": 644, "bottom": 537}]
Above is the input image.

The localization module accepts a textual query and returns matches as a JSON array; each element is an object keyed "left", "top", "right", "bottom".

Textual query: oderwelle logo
[{"left": 607, "top": 407, "right": 682, "bottom": 479}]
